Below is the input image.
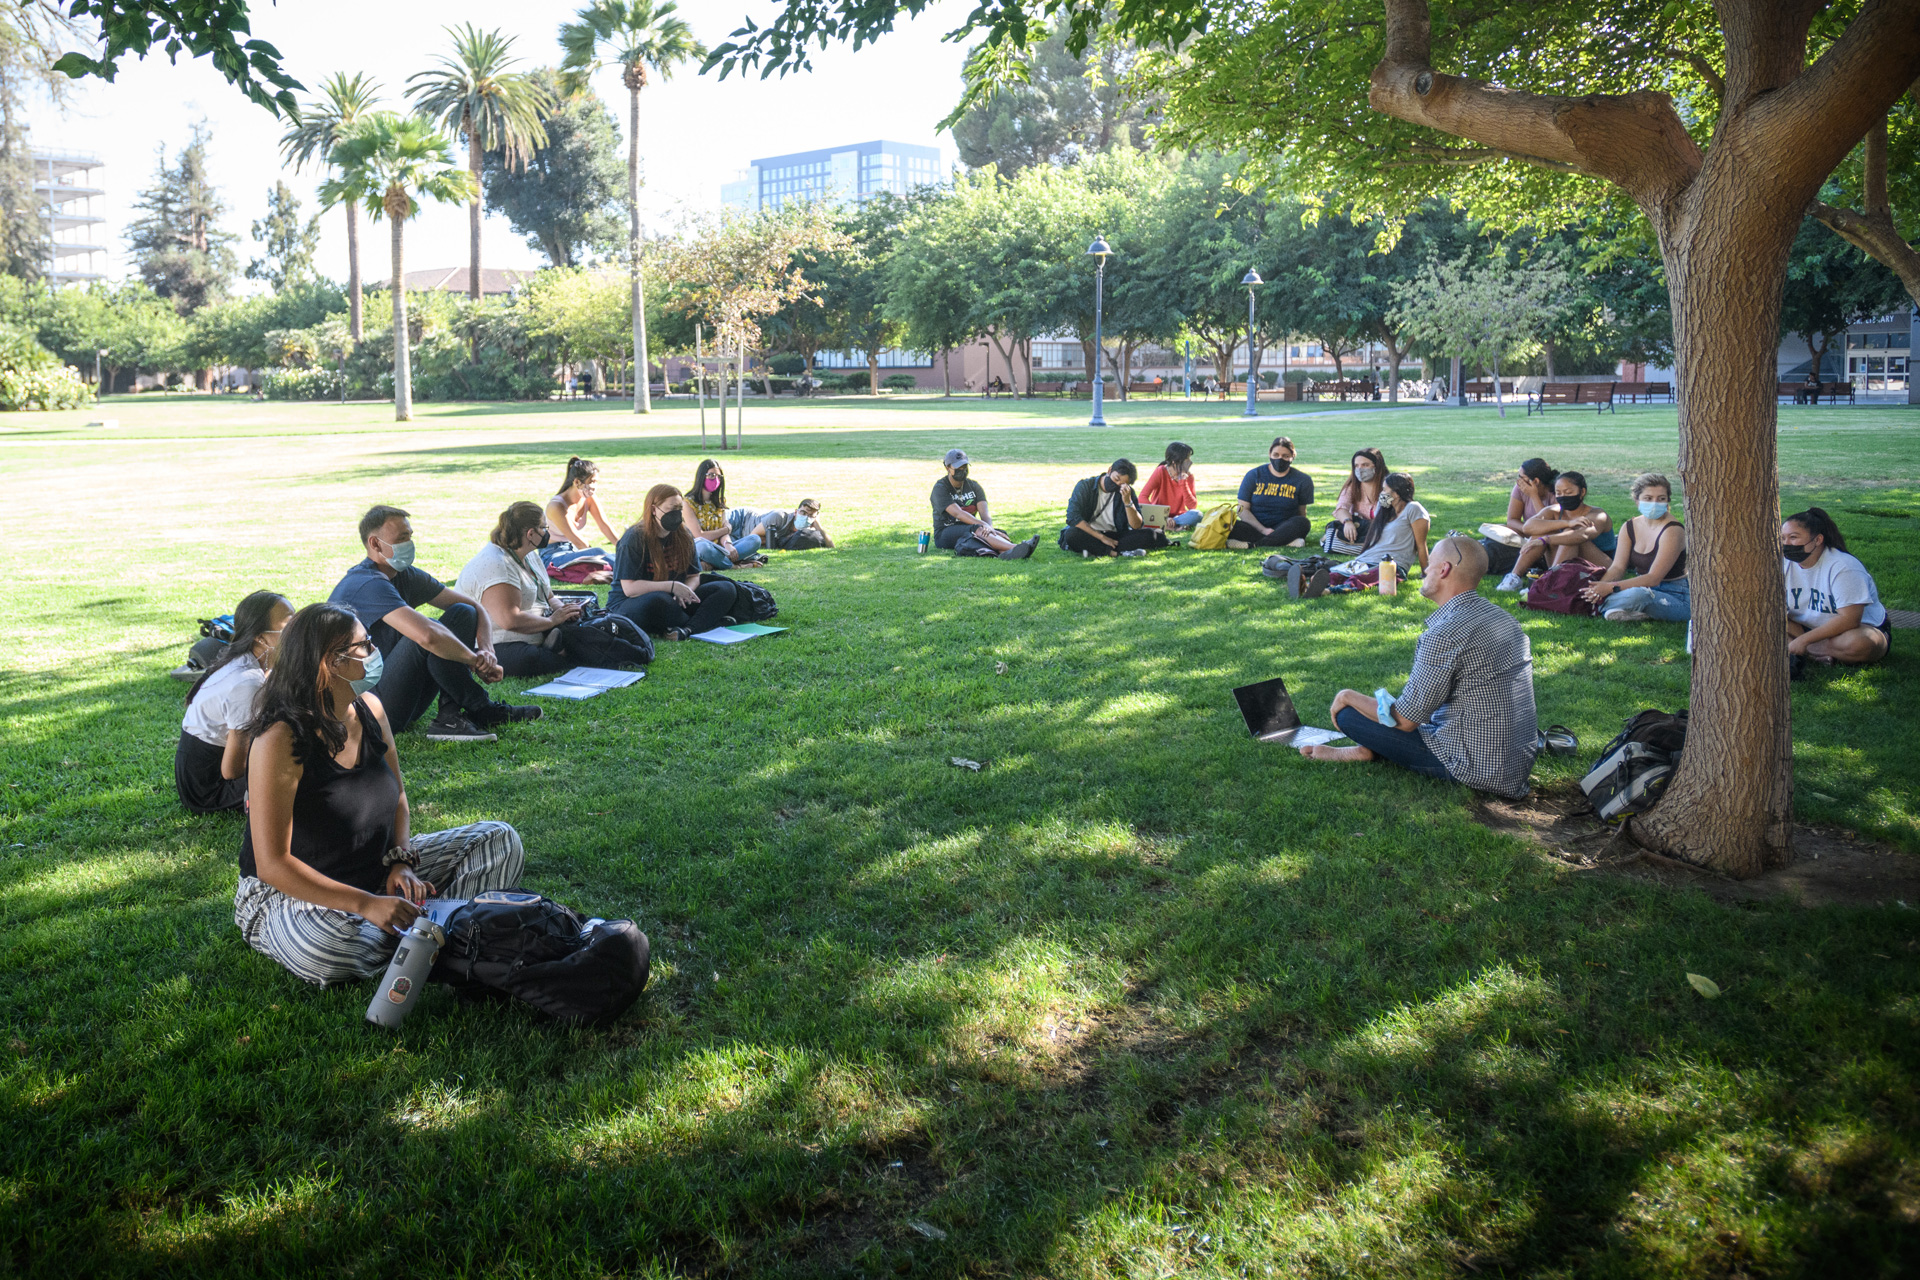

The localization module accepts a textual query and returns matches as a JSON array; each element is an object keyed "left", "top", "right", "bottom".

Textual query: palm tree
[
  {"left": 320, "top": 113, "right": 475, "bottom": 422},
  {"left": 558, "top": 0, "right": 704, "bottom": 413},
  {"left": 406, "top": 25, "right": 551, "bottom": 304},
  {"left": 280, "top": 72, "right": 385, "bottom": 341}
]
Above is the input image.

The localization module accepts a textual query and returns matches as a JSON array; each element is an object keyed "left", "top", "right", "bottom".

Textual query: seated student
[
  {"left": 607, "top": 485, "right": 741, "bottom": 638},
  {"left": 1139, "top": 442, "right": 1203, "bottom": 529},
  {"left": 1329, "top": 472, "right": 1429, "bottom": 585},
  {"left": 328, "top": 505, "right": 538, "bottom": 745},
  {"left": 1496, "top": 469, "right": 1617, "bottom": 591},
  {"left": 455, "top": 501, "right": 588, "bottom": 678},
  {"left": 930, "top": 449, "right": 1039, "bottom": 559},
  {"left": 689, "top": 459, "right": 767, "bottom": 571},
  {"left": 1579, "top": 474, "right": 1689, "bottom": 623},
  {"left": 1229, "top": 437, "right": 1315, "bottom": 548},
  {"left": 542, "top": 456, "right": 618, "bottom": 582},
  {"left": 1320, "top": 448, "right": 1388, "bottom": 555},
  {"left": 1782, "top": 507, "right": 1891, "bottom": 668},
  {"left": 1059, "top": 458, "right": 1171, "bottom": 557},
  {"left": 176, "top": 590, "right": 293, "bottom": 814},
  {"left": 232, "top": 602, "right": 527, "bottom": 986},
  {"left": 1503, "top": 458, "right": 1558, "bottom": 533},
  {"left": 1299, "top": 537, "right": 1538, "bottom": 799}
]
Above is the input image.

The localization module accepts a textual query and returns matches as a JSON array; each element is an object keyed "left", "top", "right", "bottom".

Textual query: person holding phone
[
  {"left": 232, "top": 603, "right": 527, "bottom": 986},
  {"left": 456, "top": 501, "right": 588, "bottom": 678},
  {"left": 606, "top": 484, "right": 741, "bottom": 638},
  {"left": 1059, "top": 458, "right": 1170, "bottom": 556}
]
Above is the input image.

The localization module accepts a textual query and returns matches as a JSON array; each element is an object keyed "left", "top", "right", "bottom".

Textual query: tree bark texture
[
  {"left": 390, "top": 208, "right": 411, "bottom": 421},
  {"left": 466, "top": 108, "right": 482, "bottom": 303},
  {"left": 626, "top": 69, "right": 652, "bottom": 414},
  {"left": 346, "top": 202, "right": 363, "bottom": 342},
  {"left": 1369, "top": 0, "right": 1920, "bottom": 876}
]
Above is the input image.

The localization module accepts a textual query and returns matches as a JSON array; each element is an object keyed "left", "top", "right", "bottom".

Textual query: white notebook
[{"left": 524, "top": 666, "right": 646, "bottom": 700}]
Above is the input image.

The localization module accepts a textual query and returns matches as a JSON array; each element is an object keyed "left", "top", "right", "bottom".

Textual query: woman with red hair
[{"left": 606, "top": 484, "right": 741, "bottom": 639}]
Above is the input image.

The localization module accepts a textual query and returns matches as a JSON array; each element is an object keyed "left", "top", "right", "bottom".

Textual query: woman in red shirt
[{"left": 1139, "top": 442, "right": 1201, "bottom": 529}]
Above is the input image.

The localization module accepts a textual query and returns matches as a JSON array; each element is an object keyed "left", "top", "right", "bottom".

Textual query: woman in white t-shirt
[
  {"left": 1782, "top": 507, "right": 1890, "bottom": 669},
  {"left": 175, "top": 590, "right": 292, "bottom": 814},
  {"left": 456, "top": 502, "right": 586, "bottom": 678},
  {"left": 1332, "top": 473, "right": 1430, "bottom": 585}
]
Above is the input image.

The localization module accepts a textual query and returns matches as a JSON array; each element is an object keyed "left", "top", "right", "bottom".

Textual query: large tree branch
[
  {"left": 1369, "top": 0, "right": 1701, "bottom": 207},
  {"left": 1811, "top": 202, "right": 1920, "bottom": 307}
]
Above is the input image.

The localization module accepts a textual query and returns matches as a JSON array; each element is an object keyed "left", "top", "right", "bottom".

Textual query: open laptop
[
  {"left": 1233, "top": 677, "right": 1303, "bottom": 745},
  {"left": 1137, "top": 502, "right": 1171, "bottom": 529}
]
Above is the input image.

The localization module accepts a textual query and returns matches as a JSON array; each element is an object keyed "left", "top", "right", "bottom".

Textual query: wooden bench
[
  {"left": 1615, "top": 381, "right": 1672, "bottom": 403},
  {"left": 1815, "top": 380, "right": 1855, "bottom": 405},
  {"left": 1778, "top": 380, "right": 1855, "bottom": 405},
  {"left": 1526, "top": 381, "right": 1616, "bottom": 415},
  {"left": 1030, "top": 381, "right": 1065, "bottom": 398},
  {"left": 1126, "top": 381, "right": 1163, "bottom": 398},
  {"left": 1307, "top": 378, "right": 1377, "bottom": 401},
  {"left": 1460, "top": 379, "right": 1518, "bottom": 401}
]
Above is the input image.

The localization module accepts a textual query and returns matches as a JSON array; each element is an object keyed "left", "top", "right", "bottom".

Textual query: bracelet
[{"left": 383, "top": 843, "right": 417, "bottom": 867}]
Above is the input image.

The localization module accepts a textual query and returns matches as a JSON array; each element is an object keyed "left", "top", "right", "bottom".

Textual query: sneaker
[
  {"left": 424, "top": 709, "right": 497, "bottom": 743},
  {"left": 1119, "top": 548, "right": 1147, "bottom": 558},
  {"left": 1227, "top": 538, "right": 1251, "bottom": 550},
  {"left": 1603, "top": 608, "right": 1650, "bottom": 623},
  {"left": 472, "top": 702, "right": 543, "bottom": 726},
  {"left": 999, "top": 535, "right": 1039, "bottom": 560},
  {"left": 1496, "top": 573, "right": 1526, "bottom": 593}
]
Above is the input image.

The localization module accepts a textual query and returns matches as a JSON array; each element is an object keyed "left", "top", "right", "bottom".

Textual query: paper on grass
[
  {"left": 524, "top": 666, "right": 647, "bottom": 699},
  {"left": 692, "top": 624, "right": 788, "bottom": 645},
  {"left": 1290, "top": 726, "right": 1350, "bottom": 748}
]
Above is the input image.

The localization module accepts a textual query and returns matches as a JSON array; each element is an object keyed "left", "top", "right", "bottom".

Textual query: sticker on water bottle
[{"left": 388, "top": 977, "right": 412, "bottom": 1003}]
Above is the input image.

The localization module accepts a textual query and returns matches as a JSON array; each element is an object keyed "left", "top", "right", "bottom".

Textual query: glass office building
[{"left": 720, "top": 140, "right": 942, "bottom": 212}]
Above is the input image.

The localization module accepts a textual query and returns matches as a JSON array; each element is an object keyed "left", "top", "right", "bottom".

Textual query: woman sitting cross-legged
[
  {"left": 1059, "top": 458, "right": 1170, "bottom": 556},
  {"left": 689, "top": 458, "right": 767, "bottom": 570},
  {"left": 1228, "top": 436, "right": 1315, "bottom": 549},
  {"left": 542, "top": 456, "right": 619, "bottom": 583},
  {"left": 1319, "top": 448, "right": 1388, "bottom": 555},
  {"left": 233, "top": 602, "right": 527, "bottom": 986},
  {"left": 606, "top": 484, "right": 740, "bottom": 639},
  {"left": 1496, "top": 469, "right": 1616, "bottom": 591},
  {"left": 1579, "top": 473, "right": 1689, "bottom": 623},
  {"left": 455, "top": 501, "right": 588, "bottom": 678},
  {"left": 1782, "top": 507, "right": 1891, "bottom": 670},
  {"left": 1328, "top": 472, "right": 1430, "bottom": 588},
  {"left": 176, "top": 589, "right": 293, "bottom": 814},
  {"left": 1139, "top": 442, "right": 1203, "bottom": 530}
]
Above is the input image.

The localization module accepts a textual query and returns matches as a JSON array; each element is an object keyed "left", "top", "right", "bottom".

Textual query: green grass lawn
[{"left": 2, "top": 394, "right": 1916, "bottom": 1277}]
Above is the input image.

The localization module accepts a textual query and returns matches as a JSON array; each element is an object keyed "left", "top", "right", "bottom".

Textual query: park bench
[
  {"left": 1616, "top": 381, "right": 1673, "bottom": 403},
  {"left": 1460, "top": 379, "right": 1518, "bottom": 401},
  {"left": 1126, "top": 381, "right": 1163, "bottom": 397},
  {"left": 1814, "top": 380, "right": 1855, "bottom": 405},
  {"left": 1526, "top": 381, "right": 1616, "bottom": 415},
  {"left": 1308, "top": 378, "right": 1377, "bottom": 401},
  {"left": 1031, "top": 381, "right": 1065, "bottom": 398},
  {"left": 1777, "top": 380, "right": 1855, "bottom": 405}
]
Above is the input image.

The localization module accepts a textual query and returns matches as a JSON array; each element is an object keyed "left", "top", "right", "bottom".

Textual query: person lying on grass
[
  {"left": 455, "top": 501, "right": 586, "bottom": 679},
  {"left": 234, "top": 602, "right": 526, "bottom": 987},
  {"left": 1299, "top": 537, "right": 1538, "bottom": 799},
  {"left": 931, "top": 449, "right": 1039, "bottom": 559},
  {"left": 1495, "top": 469, "right": 1616, "bottom": 591},
  {"left": 606, "top": 484, "right": 741, "bottom": 639},
  {"left": 1578, "top": 473, "right": 1690, "bottom": 624},
  {"left": 1782, "top": 507, "right": 1891, "bottom": 671},
  {"left": 328, "top": 505, "right": 540, "bottom": 745},
  {"left": 1228, "top": 436, "right": 1315, "bottom": 549},
  {"left": 1059, "top": 458, "right": 1170, "bottom": 557},
  {"left": 176, "top": 589, "right": 292, "bottom": 815}
]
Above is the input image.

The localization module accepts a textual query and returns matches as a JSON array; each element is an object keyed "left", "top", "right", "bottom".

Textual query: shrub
[
  {"left": 883, "top": 373, "right": 918, "bottom": 392},
  {"left": 768, "top": 353, "right": 805, "bottom": 376},
  {"left": 263, "top": 367, "right": 346, "bottom": 401},
  {"left": 0, "top": 325, "right": 92, "bottom": 411}
]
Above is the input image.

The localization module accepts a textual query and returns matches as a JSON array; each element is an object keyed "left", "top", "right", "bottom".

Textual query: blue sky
[{"left": 31, "top": 0, "right": 971, "bottom": 285}]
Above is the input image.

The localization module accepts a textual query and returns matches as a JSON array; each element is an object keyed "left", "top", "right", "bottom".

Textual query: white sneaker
[
  {"left": 1604, "top": 608, "right": 1650, "bottom": 623},
  {"left": 1496, "top": 573, "right": 1526, "bottom": 592}
]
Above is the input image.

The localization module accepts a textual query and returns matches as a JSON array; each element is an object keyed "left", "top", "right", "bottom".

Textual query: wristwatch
[{"left": 383, "top": 842, "right": 418, "bottom": 867}]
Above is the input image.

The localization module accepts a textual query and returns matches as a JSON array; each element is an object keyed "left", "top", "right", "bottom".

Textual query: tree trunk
[
  {"left": 627, "top": 77, "right": 651, "bottom": 414},
  {"left": 1543, "top": 337, "right": 1557, "bottom": 380},
  {"left": 942, "top": 346, "right": 951, "bottom": 396},
  {"left": 391, "top": 211, "right": 411, "bottom": 422},
  {"left": 467, "top": 108, "right": 482, "bottom": 303},
  {"left": 346, "top": 201, "right": 363, "bottom": 342},
  {"left": 1491, "top": 358, "right": 1505, "bottom": 417},
  {"left": 868, "top": 349, "right": 880, "bottom": 395},
  {"left": 1384, "top": 334, "right": 1405, "bottom": 402}
]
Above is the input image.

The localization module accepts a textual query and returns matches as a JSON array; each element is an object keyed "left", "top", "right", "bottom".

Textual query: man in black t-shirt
[
  {"left": 328, "top": 505, "right": 539, "bottom": 742},
  {"left": 930, "top": 449, "right": 1038, "bottom": 559}
]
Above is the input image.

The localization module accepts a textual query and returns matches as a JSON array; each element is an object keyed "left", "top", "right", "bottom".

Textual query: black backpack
[
  {"left": 698, "top": 572, "right": 778, "bottom": 622},
  {"left": 430, "top": 891, "right": 650, "bottom": 1026},
  {"left": 777, "top": 526, "right": 828, "bottom": 551},
  {"left": 1579, "top": 709, "right": 1688, "bottom": 823},
  {"left": 557, "top": 614, "right": 654, "bottom": 667}
]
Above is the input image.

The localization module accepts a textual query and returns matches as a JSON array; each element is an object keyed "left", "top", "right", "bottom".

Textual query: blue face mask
[
  {"left": 1638, "top": 500, "right": 1670, "bottom": 519},
  {"left": 349, "top": 645, "right": 383, "bottom": 695},
  {"left": 384, "top": 539, "right": 416, "bottom": 572}
]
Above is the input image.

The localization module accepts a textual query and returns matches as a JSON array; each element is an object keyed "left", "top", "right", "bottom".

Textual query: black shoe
[
  {"left": 471, "top": 702, "right": 542, "bottom": 727},
  {"left": 999, "top": 535, "right": 1039, "bottom": 561},
  {"left": 1789, "top": 652, "right": 1808, "bottom": 682},
  {"left": 424, "top": 709, "right": 497, "bottom": 743}
]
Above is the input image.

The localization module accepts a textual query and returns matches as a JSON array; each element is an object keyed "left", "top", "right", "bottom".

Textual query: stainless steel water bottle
[
  {"left": 918, "top": 531, "right": 930, "bottom": 553},
  {"left": 366, "top": 917, "right": 446, "bottom": 1029}
]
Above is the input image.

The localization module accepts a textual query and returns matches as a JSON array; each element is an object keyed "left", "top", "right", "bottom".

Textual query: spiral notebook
[{"left": 524, "top": 667, "right": 646, "bottom": 700}]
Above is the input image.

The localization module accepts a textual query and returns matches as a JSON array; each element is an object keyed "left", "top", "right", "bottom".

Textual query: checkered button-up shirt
[{"left": 1395, "top": 591, "right": 1538, "bottom": 798}]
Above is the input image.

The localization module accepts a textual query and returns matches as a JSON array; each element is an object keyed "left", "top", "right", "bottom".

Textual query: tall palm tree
[
  {"left": 280, "top": 72, "right": 385, "bottom": 341},
  {"left": 558, "top": 0, "right": 704, "bottom": 413},
  {"left": 320, "top": 113, "right": 475, "bottom": 422},
  {"left": 406, "top": 25, "right": 551, "bottom": 304}
]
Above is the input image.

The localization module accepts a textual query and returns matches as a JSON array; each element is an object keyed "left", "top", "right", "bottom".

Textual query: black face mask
[
  {"left": 1271, "top": 457, "right": 1292, "bottom": 474},
  {"left": 951, "top": 467, "right": 968, "bottom": 484},
  {"left": 537, "top": 527, "right": 552, "bottom": 548},
  {"left": 660, "top": 508, "right": 684, "bottom": 532},
  {"left": 1557, "top": 493, "right": 1583, "bottom": 511},
  {"left": 1782, "top": 544, "right": 1812, "bottom": 563}
]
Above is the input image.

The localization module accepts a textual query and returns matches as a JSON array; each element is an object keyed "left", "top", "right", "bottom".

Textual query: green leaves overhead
[{"left": 49, "top": 0, "right": 301, "bottom": 116}]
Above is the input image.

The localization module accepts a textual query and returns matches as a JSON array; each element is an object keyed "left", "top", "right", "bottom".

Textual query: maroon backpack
[{"left": 1525, "top": 562, "right": 1601, "bottom": 616}]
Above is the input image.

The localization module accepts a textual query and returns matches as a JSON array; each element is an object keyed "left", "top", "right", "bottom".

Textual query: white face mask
[{"left": 349, "top": 645, "right": 383, "bottom": 694}]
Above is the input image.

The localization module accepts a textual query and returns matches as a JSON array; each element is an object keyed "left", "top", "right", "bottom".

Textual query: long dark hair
[
  {"left": 561, "top": 455, "right": 598, "bottom": 494},
  {"left": 691, "top": 458, "right": 726, "bottom": 508},
  {"left": 1336, "top": 448, "right": 1388, "bottom": 512},
  {"left": 1520, "top": 457, "right": 1558, "bottom": 488},
  {"left": 634, "top": 483, "right": 696, "bottom": 578},
  {"left": 1361, "top": 473, "right": 1418, "bottom": 553},
  {"left": 1785, "top": 507, "right": 1848, "bottom": 553},
  {"left": 1162, "top": 441, "right": 1193, "bottom": 474},
  {"left": 247, "top": 603, "right": 363, "bottom": 764},
  {"left": 186, "top": 590, "right": 290, "bottom": 706}
]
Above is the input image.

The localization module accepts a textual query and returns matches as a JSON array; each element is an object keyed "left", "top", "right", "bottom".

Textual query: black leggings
[
  {"left": 1230, "top": 515, "right": 1311, "bottom": 546},
  {"left": 1062, "top": 526, "right": 1169, "bottom": 556},
  {"left": 495, "top": 640, "right": 568, "bottom": 678},
  {"left": 608, "top": 579, "right": 739, "bottom": 635}
]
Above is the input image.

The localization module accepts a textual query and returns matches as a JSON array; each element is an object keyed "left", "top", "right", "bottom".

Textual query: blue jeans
[
  {"left": 1607, "top": 576, "right": 1691, "bottom": 622},
  {"left": 1334, "top": 705, "right": 1454, "bottom": 782},
  {"left": 696, "top": 535, "right": 760, "bottom": 569},
  {"left": 1170, "top": 509, "right": 1203, "bottom": 528}
]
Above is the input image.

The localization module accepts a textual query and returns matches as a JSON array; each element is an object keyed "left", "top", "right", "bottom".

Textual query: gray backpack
[{"left": 1579, "top": 710, "right": 1686, "bottom": 823}]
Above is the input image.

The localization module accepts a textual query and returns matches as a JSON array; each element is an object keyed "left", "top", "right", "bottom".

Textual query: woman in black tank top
[
  {"left": 240, "top": 603, "right": 433, "bottom": 937},
  {"left": 1581, "top": 473, "right": 1692, "bottom": 623}
]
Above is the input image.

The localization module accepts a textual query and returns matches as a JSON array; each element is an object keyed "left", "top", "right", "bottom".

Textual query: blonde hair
[{"left": 1630, "top": 472, "right": 1672, "bottom": 500}]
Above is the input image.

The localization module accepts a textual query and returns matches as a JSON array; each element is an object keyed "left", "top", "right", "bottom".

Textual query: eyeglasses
[{"left": 338, "top": 639, "right": 376, "bottom": 660}]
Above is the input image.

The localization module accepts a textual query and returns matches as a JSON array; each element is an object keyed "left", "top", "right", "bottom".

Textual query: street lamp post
[
  {"left": 1241, "top": 270, "right": 1263, "bottom": 418},
  {"left": 1086, "top": 234, "right": 1113, "bottom": 427},
  {"left": 94, "top": 348, "right": 107, "bottom": 393}
]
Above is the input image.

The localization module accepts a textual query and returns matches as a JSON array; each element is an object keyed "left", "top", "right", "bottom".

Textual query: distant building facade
[
  {"left": 720, "top": 140, "right": 942, "bottom": 212},
  {"left": 32, "top": 151, "right": 106, "bottom": 285},
  {"left": 385, "top": 267, "right": 534, "bottom": 295}
]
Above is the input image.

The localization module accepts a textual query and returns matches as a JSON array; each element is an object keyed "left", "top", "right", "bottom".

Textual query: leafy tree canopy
[
  {"left": 482, "top": 69, "right": 626, "bottom": 268},
  {"left": 951, "top": 15, "right": 1157, "bottom": 176},
  {"left": 46, "top": 0, "right": 300, "bottom": 115},
  {"left": 246, "top": 180, "right": 321, "bottom": 291},
  {"left": 126, "top": 122, "right": 239, "bottom": 314}
]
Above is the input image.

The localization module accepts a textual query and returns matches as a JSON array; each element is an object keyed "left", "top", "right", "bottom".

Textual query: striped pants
[{"left": 233, "top": 821, "right": 525, "bottom": 987}]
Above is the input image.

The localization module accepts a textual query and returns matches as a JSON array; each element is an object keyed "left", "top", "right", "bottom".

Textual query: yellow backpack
[{"left": 1188, "top": 502, "right": 1239, "bottom": 550}]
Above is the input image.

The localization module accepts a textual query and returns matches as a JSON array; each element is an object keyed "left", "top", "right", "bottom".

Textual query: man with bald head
[{"left": 1301, "top": 536, "right": 1538, "bottom": 798}]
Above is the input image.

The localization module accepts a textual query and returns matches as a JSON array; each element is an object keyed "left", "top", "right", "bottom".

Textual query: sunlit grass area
[{"left": 2, "top": 394, "right": 1916, "bottom": 1276}]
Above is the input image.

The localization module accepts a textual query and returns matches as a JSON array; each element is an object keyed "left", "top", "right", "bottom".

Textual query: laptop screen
[{"left": 1232, "top": 677, "right": 1301, "bottom": 739}]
